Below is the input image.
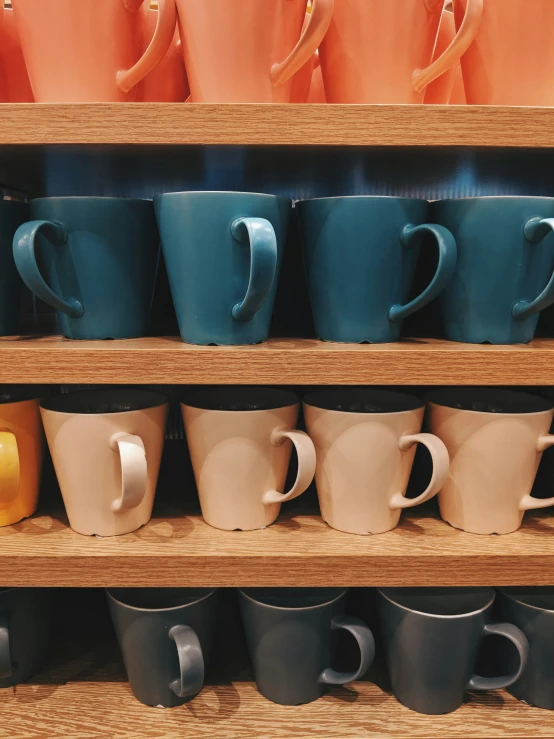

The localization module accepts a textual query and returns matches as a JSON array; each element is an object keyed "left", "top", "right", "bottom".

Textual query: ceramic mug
[
  {"left": 319, "top": 0, "right": 482, "bottom": 103},
  {"left": 107, "top": 588, "right": 219, "bottom": 707},
  {"left": 296, "top": 196, "right": 457, "bottom": 343},
  {"left": 432, "top": 197, "right": 554, "bottom": 344},
  {"left": 12, "top": 0, "right": 177, "bottom": 102},
  {"left": 303, "top": 389, "right": 449, "bottom": 535},
  {"left": 423, "top": 4, "right": 466, "bottom": 105},
  {"left": 0, "top": 588, "right": 54, "bottom": 688},
  {"left": 41, "top": 389, "right": 168, "bottom": 536},
  {"left": 378, "top": 587, "right": 528, "bottom": 715},
  {"left": 13, "top": 197, "right": 160, "bottom": 340},
  {"left": 0, "top": 200, "right": 28, "bottom": 336},
  {"left": 0, "top": 390, "right": 43, "bottom": 528},
  {"left": 182, "top": 388, "right": 316, "bottom": 531},
  {"left": 155, "top": 192, "right": 291, "bottom": 345},
  {"left": 427, "top": 389, "right": 554, "bottom": 535},
  {"left": 239, "top": 588, "right": 375, "bottom": 705},
  {"left": 175, "top": 0, "right": 334, "bottom": 102},
  {"left": 0, "top": 7, "right": 34, "bottom": 102}
]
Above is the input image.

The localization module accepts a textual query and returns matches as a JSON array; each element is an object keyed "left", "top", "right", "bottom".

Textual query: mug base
[{"left": 441, "top": 515, "right": 521, "bottom": 536}]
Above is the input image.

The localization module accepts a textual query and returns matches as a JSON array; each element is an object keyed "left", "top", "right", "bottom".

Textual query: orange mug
[
  {"left": 12, "top": 0, "right": 177, "bottom": 102},
  {"left": 455, "top": 0, "right": 554, "bottom": 105},
  {"left": 175, "top": 0, "right": 334, "bottom": 102},
  {"left": 424, "top": 5, "right": 466, "bottom": 105},
  {"left": 0, "top": 7, "right": 34, "bottom": 102},
  {"left": 319, "top": 0, "right": 482, "bottom": 104}
]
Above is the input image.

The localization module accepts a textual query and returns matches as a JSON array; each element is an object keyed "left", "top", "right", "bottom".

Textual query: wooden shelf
[
  {"left": 2, "top": 336, "right": 554, "bottom": 385},
  {"left": 0, "top": 103, "right": 553, "bottom": 147}
]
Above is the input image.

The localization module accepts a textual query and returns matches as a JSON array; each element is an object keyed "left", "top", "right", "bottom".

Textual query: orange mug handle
[
  {"left": 271, "top": 0, "right": 334, "bottom": 87},
  {"left": 117, "top": 0, "right": 178, "bottom": 93},
  {"left": 0, "top": 432, "right": 20, "bottom": 510},
  {"left": 412, "top": 0, "right": 483, "bottom": 94}
]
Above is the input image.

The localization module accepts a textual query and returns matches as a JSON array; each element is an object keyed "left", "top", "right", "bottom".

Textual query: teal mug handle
[
  {"left": 388, "top": 223, "right": 457, "bottom": 323},
  {"left": 0, "top": 614, "right": 12, "bottom": 679},
  {"left": 513, "top": 217, "right": 554, "bottom": 320},
  {"left": 230, "top": 217, "right": 278, "bottom": 322},
  {"left": 168, "top": 624, "right": 204, "bottom": 699},
  {"left": 318, "top": 615, "right": 375, "bottom": 686},
  {"left": 13, "top": 220, "right": 84, "bottom": 318}
]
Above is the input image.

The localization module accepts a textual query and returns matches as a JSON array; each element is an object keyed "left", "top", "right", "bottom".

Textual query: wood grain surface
[
  {"left": 0, "top": 103, "right": 552, "bottom": 146},
  {"left": 1, "top": 336, "right": 554, "bottom": 385}
]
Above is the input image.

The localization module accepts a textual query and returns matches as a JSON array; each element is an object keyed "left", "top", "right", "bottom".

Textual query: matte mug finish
[
  {"left": 296, "top": 197, "right": 457, "bottom": 343},
  {"left": 427, "top": 389, "right": 554, "bottom": 535},
  {"left": 238, "top": 588, "right": 375, "bottom": 705},
  {"left": 423, "top": 7, "right": 466, "bottom": 105},
  {"left": 0, "top": 7, "right": 34, "bottom": 102},
  {"left": 182, "top": 388, "right": 316, "bottom": 531},
  {"left": 0, "top": 587, "right": 54, "bottom": 688},
  {"left": 13, "top": 197, "right": 160, "bottom": 340},
  {"left": 107, "top": 588, "right": 218, "bottom": 708},
  {"left": 155, "top": 192, "right": 291, "bottom": 345},
  {"left": 431, "top": 197, "right": 554, "bottom": 344},
  {"left": 496, "top": 587, "right": 554, "bottom": 710},
  {"left": 303, "top": 389, "right": 449, "bottom": 535},
  {"left": 378, "top": 587, "right": 528, "bottom": 715},
  {"left": 0, "top": 200, "right": 28, "bottom": 335},
  {"left": 41, "top": 389, "right": 168, "bottom": 536}
]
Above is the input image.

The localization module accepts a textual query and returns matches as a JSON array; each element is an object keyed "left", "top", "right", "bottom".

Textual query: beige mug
[
  {"left": 427, "top": 389, "right": 554, "bottom": 535},
  {"left": 41, "top": 389, "right": 168, "bottom": 537},
  {"left": 181, "top": 388, "right": 316, "bottom": 531},
  {"left": 303, "top": 389, "right": 449, "bottom": 535}
]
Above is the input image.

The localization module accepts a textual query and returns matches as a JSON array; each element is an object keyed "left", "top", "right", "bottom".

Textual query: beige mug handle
[
  {"left": 110, "top": 433, "right": 148, "bottom": 513},
  {"left": 262, "top": 428, "right": 316, "bottom": 505},
  {"left": 519, "top": 434, "right": 554, "bottom": 511},
  {"left": 389, "top": 433, "right": 450, "bottom": 510}
]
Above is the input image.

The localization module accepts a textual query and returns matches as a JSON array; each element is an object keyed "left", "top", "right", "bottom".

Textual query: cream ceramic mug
[
  {"left": 303, "top": 389, "right": 449, "bottom": 535},
  {"left": 182, "top": 388, "right": 316, "bottom": 531},
  {"left": 41, "top": 389, "right": 168, "bottom": 537},
  {"left": 427, "top": 389, "right": 554, "bottom": 535}
]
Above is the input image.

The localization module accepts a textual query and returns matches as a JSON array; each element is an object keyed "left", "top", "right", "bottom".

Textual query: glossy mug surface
[
  {"left": 182, "top": 388, "right": 316, "bottom": 531},
  {"left": 432, "top": 197, "right": 554, "bottom": 344},
  {"left": 296, "top": 197, "right": 457, "bottom": 343},
  {"left": 0, "top": 7, "right": 34, "bottom": 102},
  {"left": 13, "top": 197, "right": 160, "bottom": 340},
  {"left": 137, "top": 5, "right": 189, "bottom": 101},
  {"left": 0, "top": 200, "right": 28, "bottom": 336},
  {"left": 427, "top": 389, "right": 554, "bottom": 535},
  {"left": 423, "top": 7, "right": 466, "bottom": 105},
  {"left": 155, "top": 192, "right": 291, "bottom": 346},
  {"left": 303, "top": 389, "right": 449, "bottom": 535},
  {"left": 41, "top": 390, "right": 168, "bottom": 536}
]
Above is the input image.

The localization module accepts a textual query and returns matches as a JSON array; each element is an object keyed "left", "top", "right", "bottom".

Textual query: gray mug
[
  {"left": 106, "top": 588, "right": 219, "bottom": 708},
  {"left": 0, "top": 587, "right": 54, "bottom": 687},
  {"left": 496, "top": 587, "right": 554, "bottom": 709},
  {"left": 238, "top": 588, "right": 375, "bottom": 705},
  {"left": 378, "top": 587, "right": 529, "bottom": 715}
]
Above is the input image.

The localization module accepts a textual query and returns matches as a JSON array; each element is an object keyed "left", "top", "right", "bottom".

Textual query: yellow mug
[{"left": 0, "top": 394, "right": 43, "bottom": 526}]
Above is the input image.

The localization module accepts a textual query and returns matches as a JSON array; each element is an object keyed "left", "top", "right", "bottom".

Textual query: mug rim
[
  {"left": 296, "top": 195, "right": 429, "bottom": 205},
  {"left": 30, "top": 196, "right": 152, "bottom": 204},
  {"left": 425, "top": 388, "right": 553, "bottom": 416},
  {"left": 498, "top": 587, "right": 554, "bottom": 613},
  {"left": 431, "top": 195, "right": 554, "bottom": 204},
  {"left": 378, "top": 587, "right": 495, "bottom": 619},
  {"left": 238, "top": 588, "right": 347, "bottom": 611},
  {"left": 154, "top": 191, "right": 292, "bottom": 205},
  {"left": 303, "top": 388, "right": 423, "bottom": 414},
  {"left": 182, "top": 386, "right": 299, "bottom": 412},
  {"left": 106, "top": 587, "right": 217, "bottom": 613},
  {"left": 40, "top": 388, "right": 167, "bottom": 415}
]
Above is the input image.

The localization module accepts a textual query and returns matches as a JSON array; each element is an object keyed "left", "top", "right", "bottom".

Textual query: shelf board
[
  {"left": 0, "top": 103, "right": 553, "bottom": 147},
  {"left": 4, "top": 504, "right": 554, "bottom": 587},
  {"left": 1, "top": 336, "right": 554, "bottom": 384}
]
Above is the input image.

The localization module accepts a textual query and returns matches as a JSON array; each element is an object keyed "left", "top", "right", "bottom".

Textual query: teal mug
[
  {"left": 154, "top": 191, "right": 291, "bottom": 345},
  {"left": 296, "top": 196, "right": 457, "bottom": 343},
  {"left": 13, "top": 197, "right": 160, "bottom": 340},
  {"left": 0, "top": 200, "right": 28, "bottom": 335}
]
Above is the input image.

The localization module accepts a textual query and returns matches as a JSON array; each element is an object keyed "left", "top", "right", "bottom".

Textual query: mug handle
[
  {"left": 117, "top": 0, "right": 178, "bottom": 93},
  {"left": 318, "top": 615, "right": 375, "bottom": 686},
  {"left": 0, "top": 614, "right": 12, "bottom": 679},
  {"left": 512, "top": 218, "right": 554, "bottom": 320},
  {"left": 388, "top": 223, "right": 457, "bottom": 323},
  {"left": 389, "top": 433, "right": 450, "bottom": 510},
  {"left": 518, "top": 434, "right": 554, "bottom": 511},
  {"left": 271, "top": 0, "right": 334, "bottom": 86},
  {"left": 230, "top": 218, "right": 278, "bottom": 323},
  {"left": 168, "top": 624, "right": 204, "bottom": 698},
  {"left": 262, "top": 428, "right": 316, "bottom": 506},
  {"left": 0, "top": 432, "right": 20, "bottom": 510},
  {"left": 109, "top": 433, "right": 148, "bottom": 514},
  {"left": 467, "top": 623, "right": 528, "bottom": 691},
  {"left": 13, "top": 221, "right": 84, "bottom": 318},
  {"left": 412, "top": 0, "right": 483, "bottom": 93}
]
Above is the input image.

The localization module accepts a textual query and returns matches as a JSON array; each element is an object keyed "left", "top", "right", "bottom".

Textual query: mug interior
[
  {"left": 107, "top": 588, "right": 215, "bottom": 611},
  {"left": 183, "top": 386, "right": 298, "bottom": 412},
  {"left": 379, "top": 587, "right": 494, "bottom": 617},
  {"left": 240, "top": 588, "right": 346, "bottom": 609},
  {"left": 426, "top": 388, "right": 552, "bottom": 415},
  {"left": 41, "top": 389, "right": 166, "bottom": 414},
  {"left": 303, "top": 388, "right": 422, "bottom": 414},
  {"left": 500, "top": 587, "right": 554, "bottom": 612}
]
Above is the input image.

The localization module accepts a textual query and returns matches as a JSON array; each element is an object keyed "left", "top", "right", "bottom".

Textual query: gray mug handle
[
  {"left": 0, "top": 614, "right": 11, "bottom": 679},
  {"left": 466, "top": 622, "right": 528, "bottom": 691},
  {"left": 318, "top": 615, "right": 375, "bottom": 686},
  {"left": 168, "top": 624, "right": 204, "bottom": 698}
]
